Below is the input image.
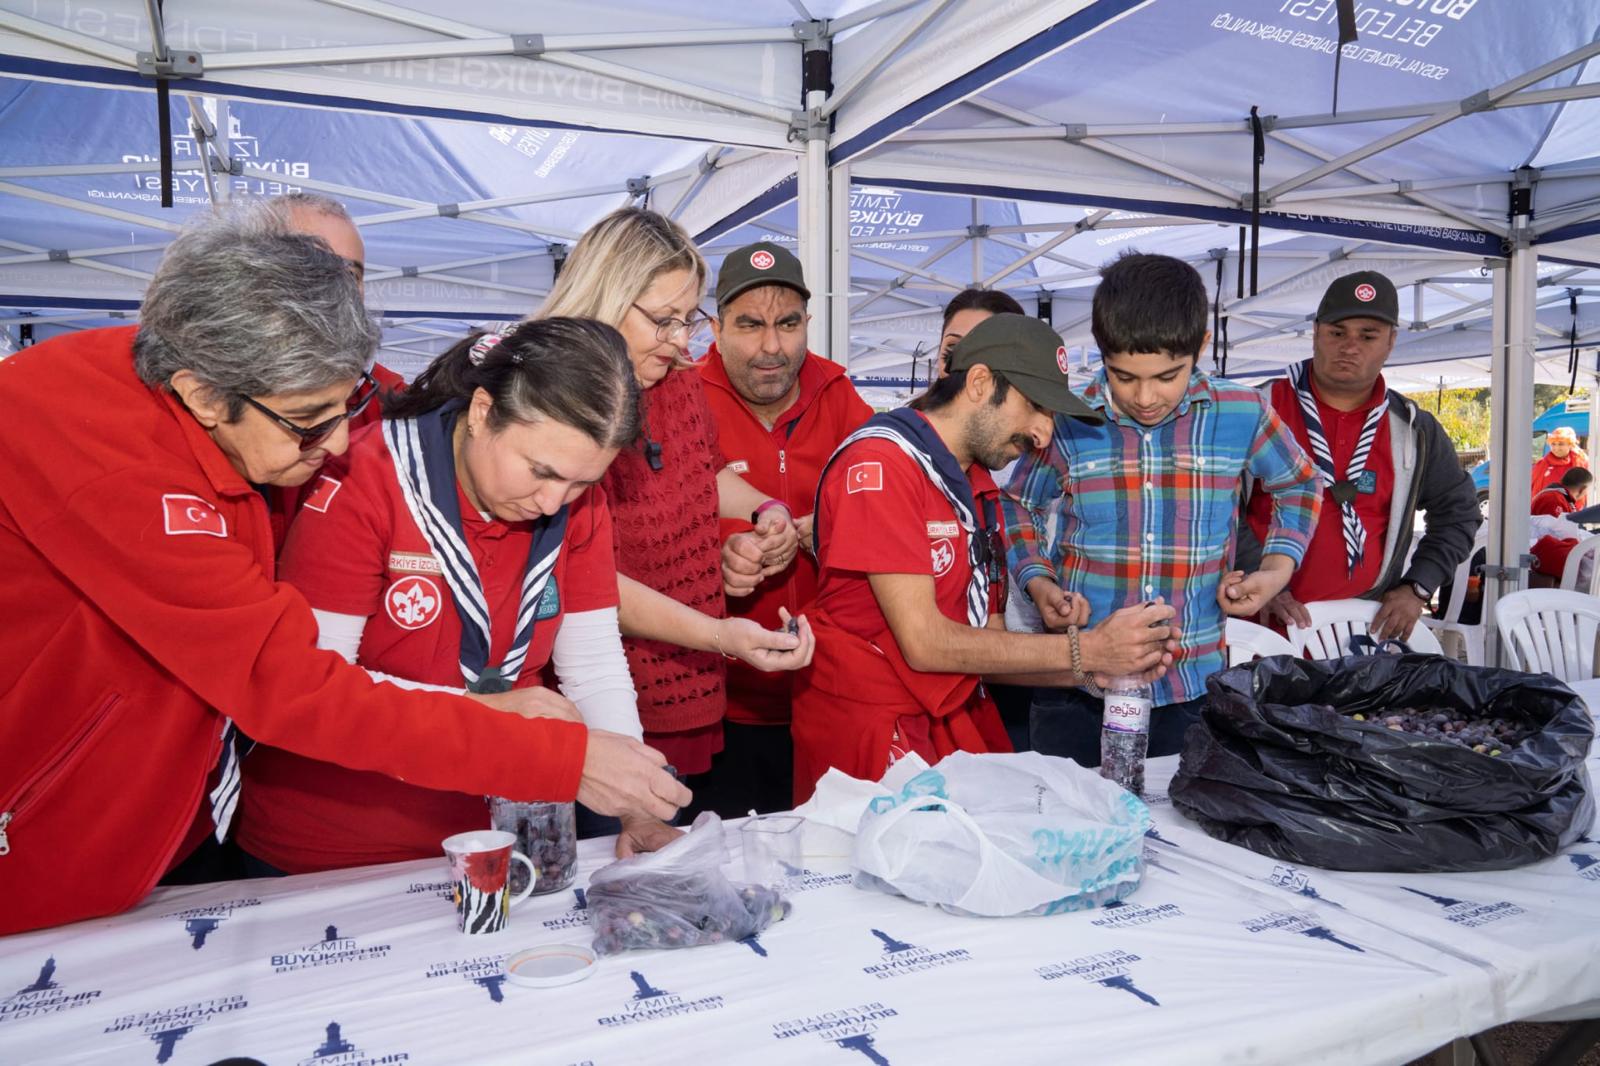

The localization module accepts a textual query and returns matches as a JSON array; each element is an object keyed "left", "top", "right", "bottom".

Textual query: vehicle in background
[{"left": 1470, "top": 397, "right": 1591, "bottom": 520}]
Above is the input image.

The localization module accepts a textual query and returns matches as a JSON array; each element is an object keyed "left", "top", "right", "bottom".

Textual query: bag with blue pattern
[{"left": 851, "top": 751, "right": 1152, "bottom": 917}]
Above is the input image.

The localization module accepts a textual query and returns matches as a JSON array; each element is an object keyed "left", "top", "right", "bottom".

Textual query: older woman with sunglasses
[
  {"left": 534, "top": 208, "right": 813, "bottom": 790},
  {"left": 0, "top": 202, "right": 687, "bottom": 935}
]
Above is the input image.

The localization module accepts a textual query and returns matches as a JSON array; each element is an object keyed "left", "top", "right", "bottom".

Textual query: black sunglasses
[{"left": 238, "top": 372, "right": 379, "bottom": 452}]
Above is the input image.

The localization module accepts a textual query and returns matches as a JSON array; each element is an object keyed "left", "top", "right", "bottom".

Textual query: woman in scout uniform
[{"left": 237, "top": 318, "right": 684, "bottom": 871}]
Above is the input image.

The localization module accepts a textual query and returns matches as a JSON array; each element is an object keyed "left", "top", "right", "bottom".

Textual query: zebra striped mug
[{"left": 442, "top": 829, "right": 537, "bottom": 935}]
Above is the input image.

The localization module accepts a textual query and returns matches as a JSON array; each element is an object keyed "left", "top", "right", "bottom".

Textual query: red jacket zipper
[{"left": 0, "top": 693, "right": 121, "bottom": 856}]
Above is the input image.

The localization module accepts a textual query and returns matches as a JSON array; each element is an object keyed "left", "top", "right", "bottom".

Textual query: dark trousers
[
  {"left": 988, "top": 682, "right": 1034, "bottom": 752},
  {"left": 1029, "top": 687, "right": 1203, "bottom": 768},
  {"left": 687, "top": 720, "right": 795, "bottom": 819}
]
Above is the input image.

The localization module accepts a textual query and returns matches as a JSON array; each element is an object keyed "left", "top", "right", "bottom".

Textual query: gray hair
[
  {"left": 257, "top": 191, "right": 354, "bottom": 227},
  {"left": 133, "top": 198, "right": 379, "bottom": 419}
]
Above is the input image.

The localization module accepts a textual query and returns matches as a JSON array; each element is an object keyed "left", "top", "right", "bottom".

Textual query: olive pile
[
  {"left": 588, "top": 879, "right": 792, "bottom": 956},
  {"left": 1346, "top": 708, "right": 1531, "bottom": 756}
]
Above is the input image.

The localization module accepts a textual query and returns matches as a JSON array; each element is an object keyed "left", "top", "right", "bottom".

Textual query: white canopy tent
[{"left": 5, "top": 0, "right": 1600, "bottom": 660}]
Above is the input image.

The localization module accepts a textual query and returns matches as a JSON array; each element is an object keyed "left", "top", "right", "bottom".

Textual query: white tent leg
[
  {"left": 1483, "top": 236, "right": 1537, "bottom": 665},
  {"left": 829, "top": 161, "right": 852, "bottom": 365},
  {"left": 797, "top": 133, "right": 830, "bottom": 354},
  {"left": 1589, "top": 358, "right": 1600, "bottom": 454}
]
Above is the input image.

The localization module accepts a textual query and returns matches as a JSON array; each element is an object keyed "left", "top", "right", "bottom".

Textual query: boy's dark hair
[
  {"left": 908, "top": 367, "right": 1013, "bottom": 413},
  {"left": 1561, "top": 467, "right": 1594, "bottom": 490},
  {"left": 942, "top": 287, "right": 1025, "bottom": 331},
  {"left": 1090, "top": 252, "right": 1208, "bottom": 360}
]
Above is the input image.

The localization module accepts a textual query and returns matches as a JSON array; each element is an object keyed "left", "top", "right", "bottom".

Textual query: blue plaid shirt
[{"left": 1000, "top": 368, "right": 1320, "bottom": 705}]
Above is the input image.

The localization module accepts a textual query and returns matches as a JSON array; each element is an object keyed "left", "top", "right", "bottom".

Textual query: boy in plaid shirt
[{"left": 1001, "top": 253, "right": 1320, "bottom": 764}]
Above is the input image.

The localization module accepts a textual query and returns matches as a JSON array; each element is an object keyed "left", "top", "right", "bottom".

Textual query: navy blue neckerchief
[{"left": 383, "top": 400, "right": 568, "bottom": 692}]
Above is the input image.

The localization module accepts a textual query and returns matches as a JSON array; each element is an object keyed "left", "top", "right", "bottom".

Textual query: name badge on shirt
[
  {"left": 725, "top": 459, "right": 750, "bottom": 474},
  {"left": 926, "top": 521, "right": 959, "bottom": 538},
  {"left": 1355, "top": 469, "right": 1377, "bottom": 495},
  {"left": 534, "top": 579, "right": 561, "bottom": 621},
  {"left": 387, "top": 550, "right": 443, "bottom": 575}
]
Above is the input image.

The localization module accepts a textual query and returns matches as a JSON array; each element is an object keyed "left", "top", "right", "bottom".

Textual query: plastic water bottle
[{"left": 1100, "top": 676, "right": 1152, "bottom": 797}]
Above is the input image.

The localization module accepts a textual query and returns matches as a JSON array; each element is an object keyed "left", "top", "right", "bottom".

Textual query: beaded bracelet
[{"left": 1066, "top": 624, "right": 1103, "bottom": 698}]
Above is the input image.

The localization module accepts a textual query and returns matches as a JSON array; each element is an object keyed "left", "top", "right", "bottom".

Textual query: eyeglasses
[
  {"left": 238, "top": 372, "right": 379, "bottom": 452},
  {"left": 631, "top": 302, "right": 711, "bottom": 343}
]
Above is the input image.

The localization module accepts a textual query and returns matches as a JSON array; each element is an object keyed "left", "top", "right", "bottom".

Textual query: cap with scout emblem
[
  {"left": 1316, "top": 270, "right": 1399, "bottom": 326},
  {"left": 945, "top": 313, "right": 1101, "bottom": 422},
  {"left": 716, "top": 242, "right": 810, "bottom": 307}
]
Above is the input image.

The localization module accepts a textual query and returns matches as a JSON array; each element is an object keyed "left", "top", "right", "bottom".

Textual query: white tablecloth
[{"left": 2, "top": 685, "right": 1596, "bottom": 1066}]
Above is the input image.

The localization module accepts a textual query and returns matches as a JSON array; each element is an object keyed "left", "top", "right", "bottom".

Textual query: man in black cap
[
  {"left": 697, "top": 241, "right": 873, "bottom": 816},
  {"left": 790, "top": 313, "right": 1178, "bottom": 802},
  {"left": 1240, "top": 269, "right": 1480, "bottom": 639}
]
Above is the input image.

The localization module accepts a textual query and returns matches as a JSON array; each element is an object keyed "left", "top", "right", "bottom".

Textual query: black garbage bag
[{"left": 1170, "top": 654, "right": 1595, "bottom": 872}]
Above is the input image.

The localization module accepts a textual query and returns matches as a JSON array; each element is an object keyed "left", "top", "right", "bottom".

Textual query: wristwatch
[{"left": 1404, "top": 581, "right": 1432, "bottom": 603}]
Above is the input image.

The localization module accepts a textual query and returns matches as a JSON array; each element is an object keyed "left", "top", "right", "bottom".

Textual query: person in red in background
[
  {"left": 701, "top": 242, "right": 872, "bottom": 815},
  {"left": 237, "top": 318, "right": 681, "bottom": 874},
  {"left": 0, "top": 202, "right": 686, "bottom": 935},
  {"left": 1533, "top": 467, "right": 1594, "bottom": 518},
  {"left": 1533, "top": 426, "right": 1591, "bottom": 501},
  {"left": 260, "top": 192, "right": 407, "bottom": 551},
  {"left": 791, "top": 315, "right": 1179, "bottom": 803},
  {"left": 1241, "top": 271, "right": 1479, "bottom": 642}
]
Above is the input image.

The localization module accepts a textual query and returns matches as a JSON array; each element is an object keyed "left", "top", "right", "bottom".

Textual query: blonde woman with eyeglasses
[{"left": 534, "top": 207, "right": 814, "bottom": 799}]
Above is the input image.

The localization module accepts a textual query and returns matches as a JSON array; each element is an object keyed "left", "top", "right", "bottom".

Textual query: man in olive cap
[
  {"left": 790, "top": 313, "right": 1179, "bottom": 802},
  {"left": 1240, "top": 269, "right": 1480, "bottom": 641}
]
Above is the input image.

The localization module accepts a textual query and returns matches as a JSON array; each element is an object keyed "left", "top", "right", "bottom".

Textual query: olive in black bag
[{"left": 1170, "top": 654, "right": 1595, "bottom": 872}]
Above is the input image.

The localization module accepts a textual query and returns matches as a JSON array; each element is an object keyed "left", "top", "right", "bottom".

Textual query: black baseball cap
[
  {"left": 946, "top": 314, "right": 1102, "bottom": 422},
  {"left": 715, "top": 242, "right": 810, "bottom": 308},
  {"left": 1316, "top": 270, "right": 1399, "bottom": 326}
]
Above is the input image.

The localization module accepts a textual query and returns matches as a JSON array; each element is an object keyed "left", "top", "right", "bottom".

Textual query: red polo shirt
[
  {"left": 699, "top": 348, "right": 872, "bottom": 725},
  {"left": 237, "top": 422, "right": 617, "bottom": 872},
  {"left": 1248, "top": 374, "right": 1394, "bottom": 602}
]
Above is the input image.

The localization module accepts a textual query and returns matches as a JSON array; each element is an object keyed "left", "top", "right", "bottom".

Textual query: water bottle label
[{"left": 1103, "top": 695, "right": 1152, "bottom": 733}]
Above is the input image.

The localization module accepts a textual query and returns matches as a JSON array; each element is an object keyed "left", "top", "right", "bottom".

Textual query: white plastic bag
[{"left": 851, "top": 751, "right": 1151, "bottom": 917}]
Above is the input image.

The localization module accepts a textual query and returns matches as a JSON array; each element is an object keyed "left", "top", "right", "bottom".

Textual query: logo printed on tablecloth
[
  {"left": 384, "top": 575, "right": 442, "bottom": 630},
  {"left": 929, "top": 538, "right": 956, "bottom": 577},
  {"left": 859, "top": 929, "right": 972, "bottom": 980},
  {"left": 772, "top": 1001, "right": 902, "bottom": 1063},
  {"left": 162, "top": 897, "right": 263, "bottom": 950},
  {"left": 1571, "top": 839, "right": 1600, "bottom": 881},
  {"left": 161, "top": 493, "right": 227, "bottom": 538},
  {"left": 542, "top": 887, "right": 591, "bottom": 932},
  {"left": 1241, "top": 911, "right": 1364, "bottom": 952},
  {"left": 1090, "top": 899, "right": 1185, "bottom": 929},
  {"left": 301, "top": 475, "right": 342, "bottom": 514},
  {"left": 1038, "top": 950, "right": 1160, "bottom": 1006},
  {"left": 297, "top": 1019, "right": 408, "bottom": 1065},
  {"left": 425, "top": 953, "right": 511, "bottom": 1004},
  {"left": 771, "top": 863, "right": 852, "bottom": 893},
  {"left": 103, "top": 995, "right": 247, "bottom": 1064},
  {"left": 0, "top": 957, "right": 102, "bottom": 1025},
  {"left": 269, "top": 924, "right": 392, "bottom": 974},
  {"left": 404, "top": 879, "right": 454, "bottom": 902},
  {"left": 1266, "top": 864, "right": 1344, "bottom": 908},
  {"left": 1399, "top": 887, "right": 1525, "bottom": 927},
  {"left": 594, "top": 971, "right": 725, "bottom": 1027}
]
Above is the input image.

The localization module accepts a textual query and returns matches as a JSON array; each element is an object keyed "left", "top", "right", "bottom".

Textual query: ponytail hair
[{"left": 385, "top": 317, "right": 640, "bottom": 449}]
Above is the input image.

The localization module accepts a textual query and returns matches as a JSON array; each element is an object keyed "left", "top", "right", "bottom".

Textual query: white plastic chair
[
  {"left": 1558, "top": 534, "right": 1600, "bottom": 595},
  {"left": 1495, "top": 588, "right": 1600, "bottom": 682},
  {"left": 1422, "top": 531, "right": 1488, "bottom": 665},
  {"left": 1225, "top": 618, "right": 1297, "bottom": 666},
  {"left": 1286, "top": 598, "right": 1445, "bottom": 659}
]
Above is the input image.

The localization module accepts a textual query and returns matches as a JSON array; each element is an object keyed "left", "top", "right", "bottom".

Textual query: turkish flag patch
[
  {"left": 162, "top": 493, "right": 228, "bottom": 538},
  {"left": 846, "top": 462, "right": 883, "bottom": 494},
  {"left": 301, "top": 475, "right": 342, "bottom": 514}
]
